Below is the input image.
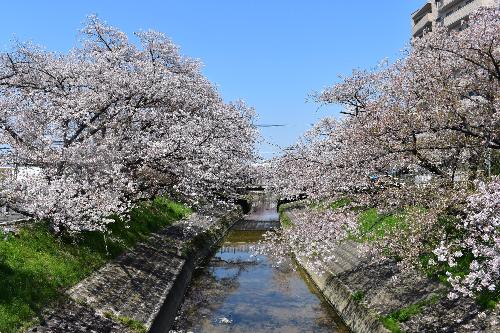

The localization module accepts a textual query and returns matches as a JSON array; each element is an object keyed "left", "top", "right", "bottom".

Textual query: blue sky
[{"left": 0, "top": 1, "right": 423, "bottom": 158}]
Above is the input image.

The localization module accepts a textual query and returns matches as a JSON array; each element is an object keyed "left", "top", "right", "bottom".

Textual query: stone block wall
[
  {"left": 28, "top": 210, "right": 241, "bottom": 333},
  {"left": 287, "top": 209, "right": 499, "bottom": 333}
]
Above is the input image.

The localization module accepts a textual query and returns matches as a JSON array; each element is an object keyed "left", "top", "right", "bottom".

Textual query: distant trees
[
  {"left": 0, "top": 16, "right": 257, "bottom": 232},
  {"left": 265, "top": 7, "right": 499, "bottom": 299}
]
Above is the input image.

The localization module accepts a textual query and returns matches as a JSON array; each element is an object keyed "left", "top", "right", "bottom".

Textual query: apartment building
[{"left": 411, "top": 0, "right": 498, "bottom": 38}]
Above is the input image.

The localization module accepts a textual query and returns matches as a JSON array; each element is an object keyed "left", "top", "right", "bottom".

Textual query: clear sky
[{"left": 0, "top": 1, "right": 423, "bottom": 159}]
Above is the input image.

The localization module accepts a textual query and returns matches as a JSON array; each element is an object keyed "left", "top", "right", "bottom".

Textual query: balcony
[
  {"left": 437, "top": 0, "right": 462, "bottom": 11},
  {"left": 443, "top": 0, "right": 480, "bottom": 27},
  {"left": 412, "top": 2, "right": 433, "bottom": 21},
  {"left": 412, "top": 13, "right": 433, "bottom": 37}
]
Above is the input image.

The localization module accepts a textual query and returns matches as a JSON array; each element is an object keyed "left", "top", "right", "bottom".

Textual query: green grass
[
  {"left": 104, "top": 312, "right": 147, "bottom": 333},
  {"left": 278, "top": 197, "right": 352, "bottom": 228},
  {"left": 476, "top": 290, "right": 499, "bottom": 310},
  {"left": 0, "top": 197, "right": 190, "bottom": 333},
  {"left": 381, "top": 317, "right": 403, "bottom": 333},
  {"left": 353, "top": 208, "right": 406, "bottom": 242},
  {"left": 352, "top": 290, "right": 365, "bottom": 303},
  {"left": 279, "top": 210, "right": 293, "bottom": 228},
  {"left": 418, "top": 213, "right": 499, "bottom": 310},
  {"left": 381, "top": 295, "right": 441, "bottom": 333},
  {"left": 279, "top": 201, "right": 407, "bottom": 244},
  {"left": 277, "top": 202, "right": 299, "bottom": 228},
  {"left": 329, "top": 197, "right": 352, "bottom": 210},
  {"left": 278, "top": 200, "right": 306, "bottom": 213},
  {"left": 307, "top": 197, "right": 352, "bottom": 211},
  {"left": 421, "top": 250, "right": 499, "bottom": 310}
]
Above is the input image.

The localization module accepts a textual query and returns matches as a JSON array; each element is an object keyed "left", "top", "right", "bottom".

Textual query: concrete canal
[{"left": 170, "top": 194, "right": 349, "bottom": 333}]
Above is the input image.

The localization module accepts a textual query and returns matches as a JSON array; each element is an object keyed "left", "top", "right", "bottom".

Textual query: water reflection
[{"left": 171, "top": 230, "right": 349, "bottom": 333}]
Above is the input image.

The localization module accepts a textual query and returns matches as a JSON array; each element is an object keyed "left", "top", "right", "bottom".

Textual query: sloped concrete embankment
[
  {"left": 28, "top": 210, "right": 241, "bottom": 333},
  {"left": 286, "top": 209, "right": 499, "bottom": 333}
]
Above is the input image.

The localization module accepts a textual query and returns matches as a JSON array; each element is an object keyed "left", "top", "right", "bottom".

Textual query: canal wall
[
  {"left": 28, "top": 210, "right": 241, "bottom": 333},
  {"left": 285, "top": 208, "right": 499, "bottom": 333}
]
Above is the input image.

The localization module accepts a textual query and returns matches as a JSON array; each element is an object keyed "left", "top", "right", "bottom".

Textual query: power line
[{"left": 255, "top": 124, "right": 286, "bottom": 128}]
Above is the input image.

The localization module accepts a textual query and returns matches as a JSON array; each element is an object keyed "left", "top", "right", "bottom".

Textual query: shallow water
[{"left": 171, "top": 227, "right": 350, "bottom": 332}]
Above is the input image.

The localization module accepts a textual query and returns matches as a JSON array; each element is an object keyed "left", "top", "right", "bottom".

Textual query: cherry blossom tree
[
  {"left": 264, "top": 6, "right": 499, "bottom": 298},
  {"left": 432, "top": 178, "right": 499, "bottom": 299},
  {"left": 0, "top": 16, "right": 257, "bottom": 232}
]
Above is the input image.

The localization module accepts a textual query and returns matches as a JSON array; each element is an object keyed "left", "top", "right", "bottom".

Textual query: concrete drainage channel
[
  {"left": 284, "top": 208, "right": 500, "bottom": 333},
  {"left": 169, "top": 197, "right": 350, "bottom": 333},
  {"left": 295, "top": 255, "right": 389, "bottom": 333},
  {"left": 28, "top": 210, "right": 241, "bottom": 333},
  {"left": 148, "top": 212, "right": 241, "bottom": 333},
  {"left": 28, "top": 198, "right": 365, "bottom": 333}
]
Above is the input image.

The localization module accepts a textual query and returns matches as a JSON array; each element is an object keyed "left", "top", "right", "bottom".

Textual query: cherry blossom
[
  {"left": 264, "top": 6, "right": 499, "bottom": 298},
  {"left": 0, "top": 16, "right": 257, "bottom": 232}
]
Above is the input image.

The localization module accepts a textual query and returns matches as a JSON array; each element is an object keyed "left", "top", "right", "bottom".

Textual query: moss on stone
[
  {"left": 104, "top": 312, "right": 147, "bottom": 333},
  {"left": 381, "top": 295, "right": 441, "bottom": 333}
]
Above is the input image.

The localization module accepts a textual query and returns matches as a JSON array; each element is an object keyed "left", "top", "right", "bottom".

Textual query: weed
[
  {"left": 352, "top": 290, "right": 365, "bottom": 303},
  {"left": 0, "top": 197, "right": 189, "bottom": 333},
  {"left": 104, "top": 312, "right": 147, "bottom": 333}
]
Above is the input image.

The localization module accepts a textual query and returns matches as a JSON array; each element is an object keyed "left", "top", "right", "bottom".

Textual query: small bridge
[{"left": 232, "top": 191, "right": 280, "bottom": 231}]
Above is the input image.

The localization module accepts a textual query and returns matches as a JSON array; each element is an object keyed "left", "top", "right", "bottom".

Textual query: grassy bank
[
  {"left": 354, "top": 208, "right": 405, "bottom": 242},
  {"left": 0, "top": 197, "right": 190, "bottom": 333},
  {"left": 279, "top": 199, "right": 498, "bottom": 332}
]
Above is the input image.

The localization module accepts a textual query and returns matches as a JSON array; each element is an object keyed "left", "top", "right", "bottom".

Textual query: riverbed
[{"left": 170, "top": 201, "right": 349, "bottom": 333}]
